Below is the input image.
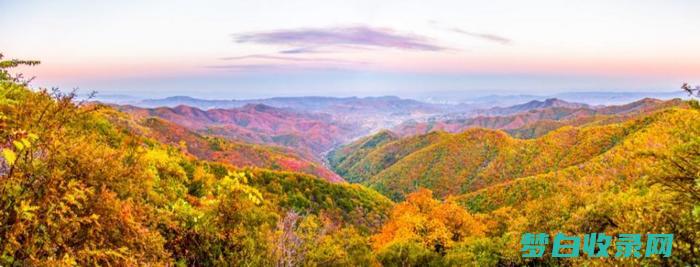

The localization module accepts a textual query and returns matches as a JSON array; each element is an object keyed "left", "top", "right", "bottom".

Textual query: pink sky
[{"left": 1, "top": 0, "right": 698, "bottom": 98}]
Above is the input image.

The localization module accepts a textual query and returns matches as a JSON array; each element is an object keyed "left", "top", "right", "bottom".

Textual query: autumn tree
[
  {"left": 372, "top": 188, "right": 487, "bottom": 265},
  {"left": 641, "top": 107, "right": 700, "bottom": 263},
  {"left": 1, "top": 55, "right": 172, "bottom": 265}
]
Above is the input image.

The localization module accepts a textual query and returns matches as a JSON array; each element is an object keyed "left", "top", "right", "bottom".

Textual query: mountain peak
[
  {"left": 241, "top": 103, "right": 280, "bottom": 112},
  {"left": 172, "top": 104, "right": 203, "bottom": 113},
  {"left": 524, "top": 98, "right": 586, "bottom": 109},
  {"left": 543, "top": 97, "right": 563, "bottom": 103}
]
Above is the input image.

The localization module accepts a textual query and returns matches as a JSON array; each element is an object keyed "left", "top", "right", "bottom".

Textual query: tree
[
  {"left": 681, "top": 82, "right": 700, "bottom": 97},
  {"left": 0, "top": 53, "right": 40, "bottom": 85},
  {"left": 1, "top": 55, "right": 172, "bottom": 265},
  {"left": 372, "top": 188, "right": 487, "bottom": 263}
]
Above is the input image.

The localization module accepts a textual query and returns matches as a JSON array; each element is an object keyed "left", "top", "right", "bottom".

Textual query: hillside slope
[
  {"left": 329, "top": 131, "right": 447, "bottom": 184},
  {"left": 332, "top": 104, "right": 692, "bottom": 200},
  {"left": 117, "top": 103, "right": 362, "bottom": 156},
  {"left": 457, "top": 107, "right": 700, "bottom": 212},
  {"left": 369, "top": 106, "right": 700, "bottom": 266},
  {"left": 0, "top": 81, "right": 392, "bottom": 265},
  {"left": 102, "top": 110, "right": 343, "bottom": 182}
]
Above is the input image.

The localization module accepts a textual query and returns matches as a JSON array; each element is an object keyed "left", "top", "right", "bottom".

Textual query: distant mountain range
[
  {"left": 92, "top": 91, "right": 688, "bottom": 116},
  {"left": 393, "top": 98, "right": 684, "bottom": 138},
  {"left": 98, "top": 93, "right": 689, "bottom": 187},
  {"left": 96, "top": 96, "right": 461, "bottom": 139},
  {"left": 115, "top": 103, "right": 364, "bottom": 157},
  {"left": 131, "top": 95, "right": 446, "bottom": 115},
  {"left": 551, "top": 91, "right": 687, "bottom": 105},
  {"left": 99, "top": 92, "right": 690, "bottom": 156},
  {"left": 455, "top": 91, "right": 687, "bottom": 107}
]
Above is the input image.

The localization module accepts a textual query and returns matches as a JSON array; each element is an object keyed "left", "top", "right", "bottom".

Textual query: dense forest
[{"left": 1, "top": 55, "right": 699, "bottom": 265}]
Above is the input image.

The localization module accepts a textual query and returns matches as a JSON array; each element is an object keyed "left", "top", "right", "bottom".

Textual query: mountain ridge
[
  {"left": 393, "top": 98, "right": 684, "bottom": 138},
  {"left": 330, "top": 103, "right": 696, "bottom": 200},
  {"left": 116, "top": 103, "right": 361, "bottom": 156}
]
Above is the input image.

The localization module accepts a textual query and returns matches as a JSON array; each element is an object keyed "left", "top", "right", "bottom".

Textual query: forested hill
[
  {"left": 330, "top": 102, "right": 700, "bottom": 265},
  {"left": 102, "top": 109, "right": 344, "bottom": 182},
  {"left": 331, "top": 104, "right": 697, "bottom": 200},
  {"left": 0, "top": 60, "right": 392, "bottom": 265}
]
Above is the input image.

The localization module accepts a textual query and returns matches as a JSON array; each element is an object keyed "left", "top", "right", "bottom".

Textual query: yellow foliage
[{"left": 2, "top": 148, "right": 16, "bottom": 166}]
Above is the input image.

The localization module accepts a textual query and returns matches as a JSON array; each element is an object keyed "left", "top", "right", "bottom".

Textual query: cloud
[
  {"left": 219, "top": 54, "right": 363, "bottom": 64},
  {"left": 208, "top": 54, "right": 368, "bottom": 72},
  {"left": 451, "top": 28, "right": 512, "bottom": 45},
  {"left": 204, "top": 64, "right": 285, "bottom": 70},
  {"left": 233, "top": 26, "right": 446, "bottom": 52},
  {"left": 203, "top": 63, "right": 360, "bottom": 72},
  {"left": 278, "top": 47, "right": 323, "bottom": 54}
]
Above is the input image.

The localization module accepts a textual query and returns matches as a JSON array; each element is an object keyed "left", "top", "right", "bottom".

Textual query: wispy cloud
[
  {"left": 209, "top": 54, "right": 368, "bottom": 72},
  {"left": 233, "top": 26, "right": 446, "bottom": 53},
  {"left": 204, "top": 64, "right": 287, "bottom": 70},
  {"left": 219, "top": 54, "right": 363, "bottom": 64},
  {"left": 278, "top": 47, "right": 320, "bottom": 54},
  {"left": 451, "top": 28, "right": 512, "bottom": 45},
  {"left": 203, "top": 63, "right": 360, "bottom": 72}
]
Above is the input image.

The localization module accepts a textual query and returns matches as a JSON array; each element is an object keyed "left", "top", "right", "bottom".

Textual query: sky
[{"left": 1, "top": 0, "right": 699, "bottom": 100}]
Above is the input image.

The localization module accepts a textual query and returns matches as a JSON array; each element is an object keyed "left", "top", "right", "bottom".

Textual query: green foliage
[
  {"left": 328, "top": 129, "right": 399, "bottom": 181},
  {"left": 248, "top": 169, "right": 393, "bottom": 233},
  {"left": 689, "top": 99, "right": 700, "bottom": 110},
  {"left": 331, "top": 131, "right": 446, "bottom": 184},
  {"left": 269, "top": 212, "right": 378, "bottom": 266},
  {"left": 376, "top": 241, "right": 440, "bottom": 267},
  {"left": 443, "top": 238, "right": 504, "bottom": 266},
  {"left": 0, "top": 53, "right": 40, "bottom": 84}
]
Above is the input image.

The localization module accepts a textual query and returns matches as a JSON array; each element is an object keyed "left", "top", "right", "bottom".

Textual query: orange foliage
[{"left": 372, "top": 189, "right": 485, "bottom": 253}]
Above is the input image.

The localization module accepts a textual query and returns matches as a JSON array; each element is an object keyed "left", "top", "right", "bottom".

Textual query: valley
[{"left": 108, "top": 94, "right": 689, "bottom": 194}]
